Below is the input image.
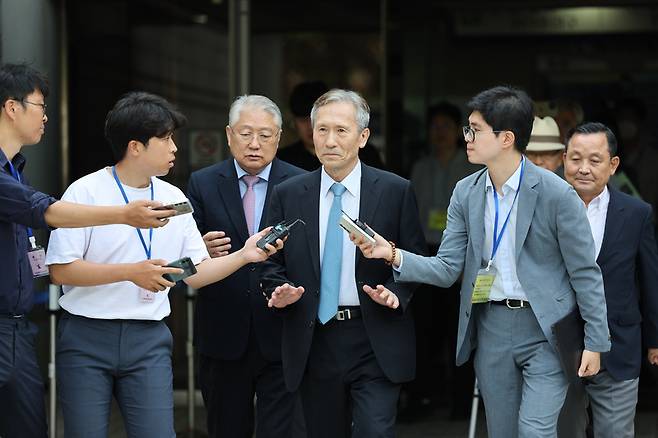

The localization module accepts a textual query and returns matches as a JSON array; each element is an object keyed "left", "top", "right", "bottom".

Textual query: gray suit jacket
[{"left": 396, "top": 159, "right": 611, "bottom": 365}]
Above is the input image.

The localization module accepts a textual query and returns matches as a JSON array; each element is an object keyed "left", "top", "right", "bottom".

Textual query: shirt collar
[
  {"left": 234, "top": 159, "right": 272, "bottom": 182},
  {"left": 588, "top": 186, "right": 610, "bottom": 211},
  {"left": 0, "top": 148, "right": 26, "bottom": 174},
  {"left": 321, "top": 160, "right": 361, "bottom": 198},
  {"left": 485, "top": 157, "right": 524, "bottom": 195}
]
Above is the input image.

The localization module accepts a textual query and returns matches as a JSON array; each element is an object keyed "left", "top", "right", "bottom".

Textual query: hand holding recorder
[{"left": 345, "top": 216, "right": 399, "bottom": 265}]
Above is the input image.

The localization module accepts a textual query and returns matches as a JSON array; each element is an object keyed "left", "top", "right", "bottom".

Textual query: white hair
[
  {"left": 228, "top": 95, "right": 282, "bottom": 128},
  {"left": 310, "top": 89, "right": 370, "bottom": 131}
]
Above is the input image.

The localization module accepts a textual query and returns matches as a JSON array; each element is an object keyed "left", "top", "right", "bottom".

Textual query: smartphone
[
  {"left": 163, "top": 256, "right": 197, "bottom": 282},
  {"left": 339, "top": 211, "right": 376, "bottom": 245},
  {"left": 153, "top": 200, "right": 194, "bottom": 216}
]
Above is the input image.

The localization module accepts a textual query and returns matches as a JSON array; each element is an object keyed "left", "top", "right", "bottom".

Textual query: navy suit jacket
[
  {"left": 260, "top": 164, "right": 427, "bottom": 391},
  {"left": 598, "top": 188, "right": 658, "bottom": 381},
  {"left": 187, "top": 158, "right": 305, "bottom": 361}
]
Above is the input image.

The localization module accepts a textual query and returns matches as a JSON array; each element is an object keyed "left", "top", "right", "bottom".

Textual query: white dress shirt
[
  {"left": 319, "top": 161, "right": 361, "bottom": 306},
  {"left": 483, "top": 158, "right": 528, "bottom": 301},
  {"left": 234, "top": 160, "right": 272, "bottom": 234},
  {"left": 585, "top": 186, "right": 609, "bottom": 259}
]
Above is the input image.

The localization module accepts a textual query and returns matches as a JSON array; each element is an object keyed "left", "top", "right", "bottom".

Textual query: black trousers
[
  {"left": 302, "top": 316, "right": 400, "bottom": 438},
  {"left": 0, "top": 317, "right": 47, "bottom": 438},
  {"left": 199, "top": 330, "right": 300, "bottom": 438}
]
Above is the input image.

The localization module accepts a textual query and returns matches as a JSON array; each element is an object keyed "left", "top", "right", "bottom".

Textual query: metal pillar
[
  {"left": 48, "top": 284, "right": 61, "bottom": 438},
  {"left": 228, "top": 0, "right": 250, "bottom": 98}
]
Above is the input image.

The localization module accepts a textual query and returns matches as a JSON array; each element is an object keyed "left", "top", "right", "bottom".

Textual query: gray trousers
[
  {"left": 557, "top": 370, "right": 639, "bottom": 438},
  {"left": 474, "top": 304, "right": 568, "bottom": 438},
  {"left": 57, "top": 313, "right": 175, "bottom": 438}
]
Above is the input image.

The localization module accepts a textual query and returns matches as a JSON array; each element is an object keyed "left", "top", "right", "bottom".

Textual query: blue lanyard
[
  {"left": 490, "top": 157, "right": 525, "bottom": 262},
  {"left": 7, "top": 160, "right": 34, "bottom": 239},
  {"left": 112, "top": 166, "right": 153, "bottom": 260}
]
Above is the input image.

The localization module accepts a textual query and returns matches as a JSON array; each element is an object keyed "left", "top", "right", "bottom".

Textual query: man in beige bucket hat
[{"left": 526, "top": 116, "right": 565, "bottom": 177}]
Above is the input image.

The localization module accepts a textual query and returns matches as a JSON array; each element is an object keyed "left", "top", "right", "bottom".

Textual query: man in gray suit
[{"left": 351, "top": 86, "right": 610, "bottom": 438}]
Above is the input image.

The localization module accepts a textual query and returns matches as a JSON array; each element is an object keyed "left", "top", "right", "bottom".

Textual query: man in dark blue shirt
[{"left": 0, "top": 63, "right": 178, "bottom": 438}]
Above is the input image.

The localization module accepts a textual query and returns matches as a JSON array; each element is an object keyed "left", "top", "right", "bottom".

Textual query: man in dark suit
[
  {"left": 262, "top": 89, "right": 426, "bottom": 438},
  {"left": 187, "top": 95, "right": 305, "bottom": 438},
  {"left": 558, "top": 122, "right": 658, "bottom": 438}
]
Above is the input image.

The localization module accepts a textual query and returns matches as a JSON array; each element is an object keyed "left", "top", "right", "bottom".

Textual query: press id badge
[
  {"left": 471, "top": 263, "right": 497, "bottom": 304},
  {"left": 139, "top": 289, "right": 156, "bottom": 303},
  {"left": 27, "top": 246, "right": 49, "bottom": 278}
]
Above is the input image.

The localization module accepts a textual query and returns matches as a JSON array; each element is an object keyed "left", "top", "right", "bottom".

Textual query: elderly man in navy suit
[
  {"left": 557, "top": 122, "right": 658, "bottom": 438},
  {"left": 352, "top": 86, "right": 610, "bottom": 438},
  {"left": 187, "top": 95, "right": 305, "bottom": 438}
]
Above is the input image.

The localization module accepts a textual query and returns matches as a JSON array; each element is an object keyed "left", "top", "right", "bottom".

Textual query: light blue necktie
[{"left": 318, "top": 183, "right": 347, "bottom": 324}]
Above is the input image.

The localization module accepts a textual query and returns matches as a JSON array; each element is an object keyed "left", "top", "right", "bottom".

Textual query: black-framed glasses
[
  {"left": 19, "top": 99, "right": 47, "bottom": 115},
  {"left": 462, "top": 126, "right": 505, "bottom": 143}
]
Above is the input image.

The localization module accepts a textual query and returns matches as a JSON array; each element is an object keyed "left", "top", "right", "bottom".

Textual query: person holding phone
[
  {"left": 0, "top": 63, "right": 177, "bottom": 438},
  {"left": 45, "top": 92, "right": 283, "bottom": 438}
]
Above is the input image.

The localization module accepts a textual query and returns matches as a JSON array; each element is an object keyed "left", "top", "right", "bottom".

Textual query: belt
[
  {"left": 0, "top": 313, "right": 25, "bottom": 319},
  {"left": 490, "top": 299, "right": 531, "bottom": 309},
  {"left": 332, "top": 306, "right": 361, "bottom": 321}
]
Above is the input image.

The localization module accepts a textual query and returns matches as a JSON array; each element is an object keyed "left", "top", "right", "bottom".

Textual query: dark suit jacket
[
  {"left": 598, "top": 188, "right": 658, "bottom": 381},
  {"left": 260, "top": 164, "right": 427, "bottom": 391},
  {"left": 187, "top": 158, "right": 305, "bottom": 361}
]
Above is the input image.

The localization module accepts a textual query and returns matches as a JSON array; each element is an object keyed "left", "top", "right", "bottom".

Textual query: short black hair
[
  {"left": 0, "top": 63, "right": 49, "bottom": 108},
  {"left": 289, "top": 80, "right": 329, "bottom": 117},
  {"left": 104, "top": 91, "right": 187, "bottom": 161},
  {"left": 565, "top": 122, "right": 617, "bottom": 157},
  {"left": 467, "top": 86, "right": 533, "bottom": 153},
  {"left": 426, "top": 101, "right": 462, "bottom": 127}
]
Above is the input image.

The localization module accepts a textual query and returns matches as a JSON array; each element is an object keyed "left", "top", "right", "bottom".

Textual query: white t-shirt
[{"left": 46, "top": 168, "right": 209, "bottom": 320}]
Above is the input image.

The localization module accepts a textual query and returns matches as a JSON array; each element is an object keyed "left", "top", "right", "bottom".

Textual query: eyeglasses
[
  {"left": 229, "top": 126, "right": 279, "bottom": 145},
  {"left": 21, "top": 99, "right": 47, "bottom": 115},
  {"left": 462, "top": 126, "right": 505, "bottom": 143}
]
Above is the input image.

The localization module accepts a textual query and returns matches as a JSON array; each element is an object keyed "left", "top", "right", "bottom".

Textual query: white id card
[
  {"left": 139, "top": 289, "right": 156, "bottom": 303},
  {"left": 27, "top": 247, "right": 49, "bottom": 278}
]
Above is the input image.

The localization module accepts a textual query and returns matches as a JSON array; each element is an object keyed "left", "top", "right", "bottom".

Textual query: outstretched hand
[
  {"left": 268, "top": 283, "right": 305, "bottom": 308},
  {"left": 363, "top": 284, "right": 399, "bottom": 309},
  {"left": 241, "top": 227, "right": 284, "bottom": 263},
  {"left": 128, "top": 259, "right": 182, "bottom": 292},
  {"left": 124, "top": 200, "right": 175, "bottom": 228},
  {"left": 349, "top": 229, "right": 393, "bottom": 262}
]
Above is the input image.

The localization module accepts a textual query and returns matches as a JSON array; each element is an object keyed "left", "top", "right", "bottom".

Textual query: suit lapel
[
  {"left": 597, "top": 188, "right": 625, "bottom": 264},
  {"left": 217, "top": 160, "right": 250, "bottom": 244},
  {"left": 515, "top": 161, "right": 539, "bottom": 260},
  {"left": 300, "top": 170, "right": 322, "bottom": 281},
  {"left": 468, "top": 170, "right": 487, "bottom": 261},
  {"left": 356, "top": 165, "right": 382, "bottom": 268}
]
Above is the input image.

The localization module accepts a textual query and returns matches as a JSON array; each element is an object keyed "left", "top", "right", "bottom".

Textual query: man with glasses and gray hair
[
  {"left": 187, "top": 95, "right": 305, "bottom": 438},
  {"left": 261, "top": 89, "right": 426, "bottom": 437}
]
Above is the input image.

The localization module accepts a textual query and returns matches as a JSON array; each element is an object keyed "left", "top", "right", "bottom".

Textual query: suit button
[
  {"left": 465, "top": 311, "right": 470, "bottom": 318},
  {"left": 246, "top": 290, "right": 251, "bottom": 295},
  {"left": 315, "top": 290, "right": 320, "bottom": 296},
  {"left": 309, "top": 320, "right": 315, "bottom": 328}
]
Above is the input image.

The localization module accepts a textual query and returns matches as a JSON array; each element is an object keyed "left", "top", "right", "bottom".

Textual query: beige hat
[{"left": 526, "top": 116, "right": 565, "bottom": 152}]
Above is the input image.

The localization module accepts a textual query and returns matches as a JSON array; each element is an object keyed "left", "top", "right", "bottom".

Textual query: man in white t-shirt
[{"left": 46, "top": 92, "right": 282, "bottom": 438}]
